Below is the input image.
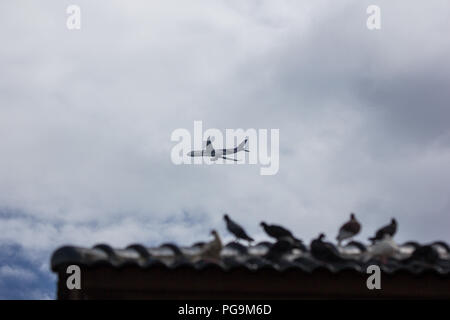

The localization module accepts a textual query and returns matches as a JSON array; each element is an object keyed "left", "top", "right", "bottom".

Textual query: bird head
[
  {"left": 318, "top": 233, "right": 326, "bottom": 241},
  {"left": 350, "top": 213, "right": 356, "bottom": 219},
  {"left": 223, "top": 214, "right": 229, "bottom": 221},
  {"left": 210, "top": 230, "right": 218, "bottom": 236},
  {"left": 260, "top": 222, "right": 267, "bottom": 227},
  {"left": 391, "top": 218, "right": 397, "bottom": 225}
]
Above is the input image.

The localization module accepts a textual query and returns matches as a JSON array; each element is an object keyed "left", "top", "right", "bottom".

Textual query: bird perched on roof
[
  {"left": 369, "top": 218, "right": 397, "bottom": 243},
  {"left": 260, "top": 222, "right": 294, "bottom": 240},
  {"left": 310, "top": 233, "right": 343, "bottom": 262},
  {"left": 404, "top": 244, "right": 440, "bottom": 264},
  {"left": 336, "top": 213, "right": 361, "bottom": 246},
  {"left": 223, "top": 214, "right": 254, "bottom": 244},
  {"left": 365, "top": 234, "right": 398, "bottom": 263},
  {"left": 200, "top": 230, "right": 223, "bottom": 261},
  {"left": 264, "top": 239, "right": 294, "bottom": 262},
  {"left": 260, "top": 221, "right": 305, "bottom": 251}
]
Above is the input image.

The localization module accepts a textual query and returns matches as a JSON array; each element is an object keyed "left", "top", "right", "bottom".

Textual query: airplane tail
[{"left": 237, "top": 138, "right": 249, "bottom": 152}]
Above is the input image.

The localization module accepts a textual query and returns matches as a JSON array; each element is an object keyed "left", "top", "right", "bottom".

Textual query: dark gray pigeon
[
  {"left": 369, "top": 218, "right": 397, "bottom": 243},
  {"left": 311, "top": 233, "right": 344, "bottom": 263},
  {"left": 264, "top": 239, "right": 294, "bottom": 262},
  {"left": 223, "top": 214, "right": 254, "bottom": 244},
  {"left": 260, "top": 222, "right": 294, "bottom": 240},
  {"left": 260, "top": 221, "right": 305, "bottom": 251}
]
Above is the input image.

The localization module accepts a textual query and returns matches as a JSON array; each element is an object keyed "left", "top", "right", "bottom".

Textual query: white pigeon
[{"left": 366, "top": 234, "right": 398, "bottom": 263}]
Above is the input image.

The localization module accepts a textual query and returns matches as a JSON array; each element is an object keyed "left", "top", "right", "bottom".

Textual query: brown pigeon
[
  {"left": 336, "top": 213, "right": 361, "bottom": 246},
  {"left": 201, "top": 230, "right": 223, "bottom": 261}
]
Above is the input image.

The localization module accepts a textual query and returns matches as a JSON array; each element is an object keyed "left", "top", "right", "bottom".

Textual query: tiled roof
[{"left": 51, "top": 240, "right": 450, "bottom": 275}]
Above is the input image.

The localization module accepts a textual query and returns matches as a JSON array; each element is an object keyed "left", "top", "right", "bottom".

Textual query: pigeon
[
  {"left": 366, "top": 234, "right": 398, "bottom": 263},
  {"left": 223, "top": 214, "right": 254, "bottom": 244},
  {"left": 310, "top": 233, "right": 343, "bottom": 262},
  {"left": 200, "top": 230, "right": 223, "bottom": 261},
  {"left": 369, "top": 218, "right": 397, "bottom": 243},
  {"left": 260, "top": 222, "right": 305, "bottom": 251},
  {"left": 264, "top": 239, "right": 294, "bottom": 262},
  {"left": 404, "top": 244, "right": 440, "bottom": 264},
  {"left": 260, "top": 222, "right": 294, "bottom": 240},
  {"left": 336, "top": 213, "right": 361, "bottom": 246}
]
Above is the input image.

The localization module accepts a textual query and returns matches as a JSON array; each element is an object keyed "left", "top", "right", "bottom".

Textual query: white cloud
[{"left": 0, "top": 265, "right": 37, "bottom": 282}]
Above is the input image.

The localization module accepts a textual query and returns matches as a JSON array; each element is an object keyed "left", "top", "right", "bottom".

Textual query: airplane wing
[
  {"left": 222, "top": 156, "right": 238, "bottom": 162},
  {"left": 205, "top": 136, "right": 214, "bottom": 154}
]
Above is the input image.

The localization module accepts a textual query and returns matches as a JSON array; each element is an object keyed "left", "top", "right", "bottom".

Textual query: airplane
[{"left": 187, "top": 137, "right": 249, "bottom": 162}]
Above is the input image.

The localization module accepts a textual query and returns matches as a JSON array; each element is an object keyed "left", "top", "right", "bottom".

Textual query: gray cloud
[{"left": 0, "top": 1, "right": 450, "bottom": 298}]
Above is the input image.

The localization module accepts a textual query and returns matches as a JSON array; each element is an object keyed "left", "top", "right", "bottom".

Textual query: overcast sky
[{"left": 1, "top": 0, "right": 450, "bottom": 298}]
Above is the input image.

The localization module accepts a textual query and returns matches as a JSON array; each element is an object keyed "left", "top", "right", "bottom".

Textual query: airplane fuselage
[
  {"left": 187, "top": 137, "right": 248, "bottom": 161},
  {"left": 188, "top": 147, "right": 238, "bottom": 158}
]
